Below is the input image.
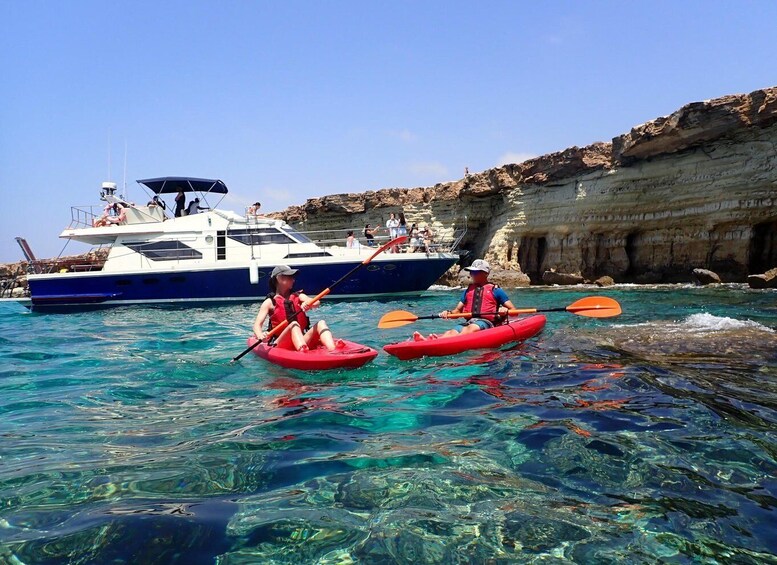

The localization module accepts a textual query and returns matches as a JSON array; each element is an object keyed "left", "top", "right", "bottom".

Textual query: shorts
[{"left": 457, "top": 318, "right": 494, "bottom": 331}]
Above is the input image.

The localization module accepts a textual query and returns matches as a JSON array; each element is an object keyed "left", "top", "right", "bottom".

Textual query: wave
[
  {"left": 680, "top": 313, "right": 774, "bottom": 333},
  {"left": 615, "top": 313, "right": 775, "bottom": 334},
  {"left": 426, "top": 284, "right": 462, "bottom": 291}
]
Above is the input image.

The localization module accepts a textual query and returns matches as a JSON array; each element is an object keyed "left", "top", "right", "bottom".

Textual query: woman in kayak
[
  {"left": 252, "top": 265, "right": 343, "bottom": 351},
  {"left": 413, "top": 259, "right": 516, "bottom": 340}
]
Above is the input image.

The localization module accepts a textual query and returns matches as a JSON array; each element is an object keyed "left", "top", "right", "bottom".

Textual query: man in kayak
[
  {"left": 413, "top": 259, "right": 516, "bottom": 340},
  {"left": 252, "top": 265, "right": 343, "bottom": 351}
]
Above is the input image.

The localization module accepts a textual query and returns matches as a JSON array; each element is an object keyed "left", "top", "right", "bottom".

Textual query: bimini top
[{"left": 137, "top": 177, "right": 228, "bottom": 195}]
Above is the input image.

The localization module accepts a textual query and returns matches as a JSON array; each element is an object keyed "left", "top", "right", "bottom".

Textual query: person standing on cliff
[{"left": 412, "top": 259, "right": 516, "bottom": 341}]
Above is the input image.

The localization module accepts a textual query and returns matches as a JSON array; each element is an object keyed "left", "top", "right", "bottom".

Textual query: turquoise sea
[{"left": 1, "top": 285, "right": 776, "bottom": 564}]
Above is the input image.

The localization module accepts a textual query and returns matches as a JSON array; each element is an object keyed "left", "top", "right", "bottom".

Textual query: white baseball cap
[{"left": 464, "top": 259, "right": 491, "bottom": 273}]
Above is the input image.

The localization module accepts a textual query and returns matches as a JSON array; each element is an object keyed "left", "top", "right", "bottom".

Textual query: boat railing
[
  {"left": 297, "top": 224, "right": 465, "bottom": 255},
  {"left": 69, "top": 205, "right": 102, "bottom": 229}
]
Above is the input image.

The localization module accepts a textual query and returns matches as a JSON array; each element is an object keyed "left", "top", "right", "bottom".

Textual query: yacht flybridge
[{"left": 24, "top": 177, "right": 460, "bottom": 310}]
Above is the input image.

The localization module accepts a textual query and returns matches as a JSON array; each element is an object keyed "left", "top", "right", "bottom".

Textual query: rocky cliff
[{"left": 276, "top": 87, "right": 777, "bottom": 283}]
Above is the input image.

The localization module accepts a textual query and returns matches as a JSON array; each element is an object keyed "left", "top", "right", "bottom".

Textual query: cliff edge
[{"left": 275, "top": 87, "right": 777, "bottom": 283}]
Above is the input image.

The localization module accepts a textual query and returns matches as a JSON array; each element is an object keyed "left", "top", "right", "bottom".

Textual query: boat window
[
  {"left": 284, "top": 252, "right": 333, "bottom": 259},
  {"left": 284, "top": 228, "right": 312, "bottom": 243},
  {"left": 125, "top": 241, "right": 203, "bottom": 261},
  {"left": 227, "top": 228, "right": 295, "bottom": 245}
]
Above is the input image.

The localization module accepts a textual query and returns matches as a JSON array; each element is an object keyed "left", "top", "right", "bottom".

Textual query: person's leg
[
  {"left": 276, "top": 322, "right": 307, "bottom": 350},
  {"left": 305, "top": 320, "right": 337, "bottom": 351}
]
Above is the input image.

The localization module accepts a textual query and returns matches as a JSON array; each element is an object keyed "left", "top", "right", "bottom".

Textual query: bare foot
[
  {"left": 428, "top": 333, "right": 439, "bottom": 340},
  {"left": 412, "top": 332, "right": 425, "bottom": 341},
  {"left": 335, "top": 339, "right": 347, "bottom": 349}
]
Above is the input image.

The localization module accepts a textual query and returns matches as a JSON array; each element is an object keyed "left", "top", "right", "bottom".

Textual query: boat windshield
[{"left": 284, "top": 227, "right": 313, "bottom": 243}]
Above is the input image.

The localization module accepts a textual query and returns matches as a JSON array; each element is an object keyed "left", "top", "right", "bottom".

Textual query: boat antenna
[
  {"left": 107, "top": 131, "right": 112, "bottom": 181},
  {"left": 122, "top": 139, "right": 128, "bottom": 201}
]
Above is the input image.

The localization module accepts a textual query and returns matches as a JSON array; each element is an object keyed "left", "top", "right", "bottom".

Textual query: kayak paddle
[
  {"left": 377, "top": 296, "right": 622, "bottom": 329},
  {"left": 231, "top": 235, "right": 408, "bottom": 363}
]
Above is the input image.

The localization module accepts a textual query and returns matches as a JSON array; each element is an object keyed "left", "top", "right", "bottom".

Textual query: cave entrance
[
  {"left": 625, "top": 232, "right": 639, "bottom": 276},
  {"left": 749, "top": 220, "right": 777, "bottom": 274},
  {"left": 518, "top": 236, "right": 547, "bottom": 282}
]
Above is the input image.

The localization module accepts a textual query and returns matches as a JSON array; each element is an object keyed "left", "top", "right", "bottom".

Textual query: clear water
[{"left": 1, "top": 286, "right": 776, "bottom": 564}]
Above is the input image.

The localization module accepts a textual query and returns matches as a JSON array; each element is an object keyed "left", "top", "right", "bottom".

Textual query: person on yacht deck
[
  {"left": 186, "top": 198, "right": 207, "bottom": 215},
  {"left": 248, "top": 202, "right": 262, "bottom": 216},
  {"left": 252, "top": 265, "right": 344, "bottom": 352},
  {"left": 174, "top": 189, "right": 186, "bottom": 217}
]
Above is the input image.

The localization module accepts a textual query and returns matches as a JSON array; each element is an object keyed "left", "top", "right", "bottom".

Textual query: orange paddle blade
[
  {"left": 565, "top": 296, "right": 622, "bottom": 318},
  {"left": 378, "top": 310, "right": 420, "bottom": 329}
]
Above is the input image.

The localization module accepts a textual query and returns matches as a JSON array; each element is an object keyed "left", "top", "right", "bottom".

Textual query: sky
[{"left": 1, "top": 0, "right": 776, "bottom": 262}]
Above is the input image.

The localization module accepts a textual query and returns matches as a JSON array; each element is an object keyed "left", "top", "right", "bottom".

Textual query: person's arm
[
  {"left": 440, "top": 300, "right": 465, "bottom": 318},
  {"left": 494, "top": 288, "right": 514, "bottom": 316},
  {"left": 252, "top": 299, "right": 273, "bottom": 339},
  {"left": 298, "top": 292, "right": 320, "bottom": 309}
]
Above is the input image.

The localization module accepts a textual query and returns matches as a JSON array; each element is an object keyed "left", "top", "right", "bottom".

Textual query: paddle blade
[
  {"left": 378, "top": 309, "right": 419, "bottom": 329},
  {"left": 566, "top": 296, "right": 622, "bottom": 318}
]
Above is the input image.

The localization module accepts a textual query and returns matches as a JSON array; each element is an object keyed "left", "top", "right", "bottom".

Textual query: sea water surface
[{"left": 1, "top": 286, "right": 776, "bottom": 564}]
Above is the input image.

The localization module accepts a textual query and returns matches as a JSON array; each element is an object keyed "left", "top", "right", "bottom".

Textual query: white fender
[{"left": 249, "top": 260, "right": 259, "bottom": 284}]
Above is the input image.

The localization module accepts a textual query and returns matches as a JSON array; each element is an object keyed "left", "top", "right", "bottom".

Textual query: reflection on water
[{"left": 0, "top": 289, "right": 776, "bottom": 563}]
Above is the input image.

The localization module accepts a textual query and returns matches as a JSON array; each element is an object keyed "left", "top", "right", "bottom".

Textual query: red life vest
[
  {"left": 463, "top": 283, "right": 505, "bottom": 325},
  {"left": 267, "top": 292, "right": 310, "bottom": 331}
]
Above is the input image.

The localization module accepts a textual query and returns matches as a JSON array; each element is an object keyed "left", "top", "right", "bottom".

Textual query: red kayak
[
  {"left": 246, "top": 337, "right": 378, "bottom": 370},
  {"left": 383, "top": 315, "right": 546, "bottom": 360}
]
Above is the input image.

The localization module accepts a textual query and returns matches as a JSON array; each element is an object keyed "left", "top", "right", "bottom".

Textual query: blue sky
[{"left": 1, "top": 1, "right": 776, "bottom": 262}]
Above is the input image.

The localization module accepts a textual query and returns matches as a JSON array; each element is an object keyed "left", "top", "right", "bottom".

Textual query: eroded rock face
[
  {"left": 275, "top": 87, "right": 777, "bottom": 284},
  {"left": 693, "top": 268, "right": 722, "bottom": 285}
]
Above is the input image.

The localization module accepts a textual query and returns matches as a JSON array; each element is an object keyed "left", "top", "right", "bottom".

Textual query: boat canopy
[{"left": 137, "top": 177, "right": 228, "bottom": 195}]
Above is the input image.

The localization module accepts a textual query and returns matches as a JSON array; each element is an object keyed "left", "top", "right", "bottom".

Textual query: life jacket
[
  {"left": 463, "top": 283, "right": 505, "bottom": 325},
  {"left": 267, "top": 292, "right": 310, "bottom": 331}
]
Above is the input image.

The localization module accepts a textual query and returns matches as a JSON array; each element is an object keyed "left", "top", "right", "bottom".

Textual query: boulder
[
  {"left": 443, "top": 266, "right": 532, "bottom": 288},
  {"left": 692, "top": 268, "right": 721, "bottom": 285},
  {"left": 11, "top": 286, "right": 27, "bottom": 298},
  {"left": 747, "top": 267, "right": 777, "bottom": 289},
  {"left": 489, "top": 267, "right": 531, "bottom": 288},
  {"left": 594, "top": 276, "right": 615, "bottom": 287},
  {"left": 542, "top": 271, "right": 585, "bottom": 285}
]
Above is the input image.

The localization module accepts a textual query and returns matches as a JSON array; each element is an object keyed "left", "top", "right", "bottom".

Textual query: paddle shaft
[
  {"left": 231, "top": 235, "right": 407, "bottom": 362},
  {"left": 411, "top": 307, "right": 568, "bottom": 321}
]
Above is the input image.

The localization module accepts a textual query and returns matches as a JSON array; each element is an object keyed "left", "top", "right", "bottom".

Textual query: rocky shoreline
[
  {"left": 4, "top": 87, "right": 776, "bottom": 294},
  {"left": 0, "top": 250, "right": 107, "bottom": 299},
  {"left": 273, "top": 86, "right": 777, "bottom": 287}
]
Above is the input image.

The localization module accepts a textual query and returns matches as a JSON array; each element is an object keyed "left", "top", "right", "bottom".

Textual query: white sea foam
[
  {"left": 612, "top": 313, "right": 774, "bottom": 334},
  {"left": 427, "top": 284, "right": 461, "bottom": 291},
  {"left": 679, "top": 313, "right": 774, "bottom": 333}
]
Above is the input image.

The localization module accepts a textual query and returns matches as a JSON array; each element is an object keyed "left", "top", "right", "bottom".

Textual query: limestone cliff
[{"left": 275, "top": 87, "right": 777, "bottom": 283}]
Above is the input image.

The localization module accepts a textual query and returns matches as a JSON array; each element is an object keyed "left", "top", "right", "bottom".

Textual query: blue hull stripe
[{"left": 28, "top": 258, "right": 456, "bottom": 310}]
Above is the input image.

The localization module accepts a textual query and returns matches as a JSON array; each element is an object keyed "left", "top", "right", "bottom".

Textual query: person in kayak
[
  {"left": 413, "top": 259, "right": 516, "bottom": 340},
  {"left": 252, "top": 265, "right": 343, "bottom": 351}
]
